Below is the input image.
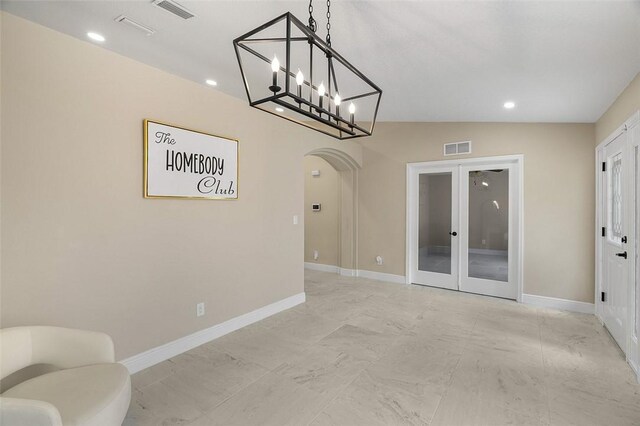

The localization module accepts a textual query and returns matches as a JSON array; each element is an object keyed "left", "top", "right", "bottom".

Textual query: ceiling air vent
[
  {"left": 444, "top": 141, "right": 472, "bottom": 156},
  {"left": 152, "top": 0, "right": 195, "bottom": 19},
  {"left": 114, "top": 15, "right": 155, "bottom": 36}
]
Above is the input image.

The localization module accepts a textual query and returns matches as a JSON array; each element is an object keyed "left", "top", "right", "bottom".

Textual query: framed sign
[{"left": 144, "top": 120, "right": 238, "bottom": 200}]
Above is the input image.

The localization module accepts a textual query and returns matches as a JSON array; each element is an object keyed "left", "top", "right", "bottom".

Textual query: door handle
[
  {"left": 616, "top": 251, "right": 627, "bottom": 259},
  {"left": 449, "top": 231, "right": 457, "bottom": 237}
]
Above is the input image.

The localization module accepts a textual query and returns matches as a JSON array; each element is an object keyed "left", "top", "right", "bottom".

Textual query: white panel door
[{"left": 602, "top": 131, "right": 629, "bottom": 351}]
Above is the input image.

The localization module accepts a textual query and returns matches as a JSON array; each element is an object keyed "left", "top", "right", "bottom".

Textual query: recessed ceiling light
[
  {"left": 503, "top": 101, "right": 516, "bottom": 109},
  {"left": 275, "top": 107, "right": 284, "bottom": 112},
  {"left": 87, "top": 32, "right": 105, "bottom": 42},
  {"left": 205, "top": 79, "right": 217, "bottom": 86}
]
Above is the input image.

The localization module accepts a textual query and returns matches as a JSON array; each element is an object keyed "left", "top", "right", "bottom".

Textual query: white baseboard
[
  {"left": 339, "top": 268, "right": 357, "bottom": 277},
  {"left": 304, "top": 262, "right": 339, "bottom": 273},
  {"left": 629, "top": 358, "right": 640, "bottom": 384},
  {"left": 522, "top": 293, "right": 594, "bottom": 314},
  {"left": 356, "top": 269, "right": 406, "bottom": 284},
  {"left": 305, "top": 265, "right": 594, "bottom": 314},
  {"left": 119, "top": 292, "right": 305, "bottom": 374},
  {"left": 304, "top": 263, "right": 406, "bottom": 284}
]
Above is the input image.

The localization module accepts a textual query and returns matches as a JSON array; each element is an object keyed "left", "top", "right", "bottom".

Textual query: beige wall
[
  {"left": 358, "top": 122, "right": 595, "bottom": 303},
  {"left": 0, "top": 13, "right": 362, "bottom": 360},
  {"left": 304, "top": 156, "right": 339, "bottom": 266},
  {"left": 596, "top": 72, "right": 640, "bottom": 143}
]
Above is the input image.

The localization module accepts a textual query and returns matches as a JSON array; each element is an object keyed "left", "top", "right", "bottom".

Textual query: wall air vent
[
  {"left": 152, "top": 0, "right": 195, "bottom": 19},
  {"left": 114, "top": 15, "right": 155, "bottom": 36},
  {"left": 443, "top": 140, "right": 472, "bottom": 156}
]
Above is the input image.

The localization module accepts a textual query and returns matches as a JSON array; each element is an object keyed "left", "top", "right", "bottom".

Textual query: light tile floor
[
  {"left": 419, "top": 249, "right": 508, "bottom": 282},
  {"left": 125, "top": 270, "right": 640, "bottom": 426}
]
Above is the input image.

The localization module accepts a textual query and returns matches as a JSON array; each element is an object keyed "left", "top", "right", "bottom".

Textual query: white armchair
[{"left": 0, "top": 326, "right": 131, "bottom": 426}]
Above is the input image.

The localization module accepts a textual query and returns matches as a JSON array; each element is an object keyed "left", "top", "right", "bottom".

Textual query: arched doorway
[{"left": 304, "top": 148, "right": 360, "bottom": 275}]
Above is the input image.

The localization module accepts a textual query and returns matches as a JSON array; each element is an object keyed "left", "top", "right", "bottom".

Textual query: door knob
[
  {"left": 616, "top": 251, "right": 627, "bottom": 259},
  {"left": 449, "top": 231, "right": 457, "bottom": 236}
]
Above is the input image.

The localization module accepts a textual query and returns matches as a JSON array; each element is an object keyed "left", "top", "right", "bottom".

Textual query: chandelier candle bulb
[
  {"left": 349, "top": 102, "right": 356, "bottom": 125},
  {"left": 334, "top": 93, "right": 341, "bottom": 118},
  {"left": 296, "top": 69, "right": 304, "bottom": 100},
  {"left": 317, "top": 82, "right": 326, "bottom": 112},
  {"left": 269, "top": 56, "right": 281, "bottom": 93}
]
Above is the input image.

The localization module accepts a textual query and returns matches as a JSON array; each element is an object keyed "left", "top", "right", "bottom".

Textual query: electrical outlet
[
  {"left": 376, "top": 255, "right": 383, "bottom": 265},
  {"left": 196, "top": 302, "right": 205, "bottom": 317},
  {"left": 313, "top": 250, "right": 319, "bottom": 260},
  {"left": 293, "top": 215, "right": 299, "bottom": 225}
]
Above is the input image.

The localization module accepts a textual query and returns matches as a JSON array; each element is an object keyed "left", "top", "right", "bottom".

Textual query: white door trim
[
  {"left": 629, "top": 120, "right": 640, "bottom": 382},
  {"left": 596, "top": 111, "right": 640, "bottom": 151},
  {"left": 406, "top": 154, "right": 524, "bottom": 302}
]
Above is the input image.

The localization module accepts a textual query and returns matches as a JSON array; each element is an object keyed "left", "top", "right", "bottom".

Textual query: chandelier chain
[
  {"left": 326, "top": 0, "right": 331, "bottom": 46},
  {"left": 308, "top": 0, "right": 317, "bottom": 32}
]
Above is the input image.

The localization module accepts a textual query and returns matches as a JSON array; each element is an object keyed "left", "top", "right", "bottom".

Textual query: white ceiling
[{"left": 3, "top": 0, "right": 639, "bottom": 122}]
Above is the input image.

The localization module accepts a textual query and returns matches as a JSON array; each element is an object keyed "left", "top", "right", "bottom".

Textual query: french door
[
  {"left": 407, "top": 156, "right": 522, "bottom": 300},
  {"left": 411, "top": 166, "right": 459, "bottom": 290}
]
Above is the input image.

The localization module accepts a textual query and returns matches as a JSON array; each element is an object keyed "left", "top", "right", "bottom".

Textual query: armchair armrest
[
  {"left": 0, "top": 397, "right": 63, "bottom": 426},
  {"left": 1, "top": 326, "right": 115, "bottom": 380},
  {"left": 30, "top": 326, "right": 115, "bottom": 369}
]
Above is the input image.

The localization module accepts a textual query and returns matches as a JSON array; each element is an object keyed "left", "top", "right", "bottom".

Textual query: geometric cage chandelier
[{"left": 233, "top": 0, "right": 382, "bottom": 140}]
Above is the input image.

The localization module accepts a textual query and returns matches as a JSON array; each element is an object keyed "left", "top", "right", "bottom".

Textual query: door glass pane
[
  {"left": 418, "top": 173, "right": 452, "bottom": 274},
  {"left": 468, "top": 169, "right": 509, "bottom": 282},
  {"left": 609, "top": 152, "right": 623, "bottom": 243}
]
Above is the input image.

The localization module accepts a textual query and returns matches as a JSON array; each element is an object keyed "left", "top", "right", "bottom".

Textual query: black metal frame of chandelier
[
  {"left": 233, "top": 12, "right": 382, "bottom": 140},
  {"left": 252, "top": 92, "right": 371, "bottom": 137},
  {"left": 235, "top": 42, "right": 380, "bottom": 106}
]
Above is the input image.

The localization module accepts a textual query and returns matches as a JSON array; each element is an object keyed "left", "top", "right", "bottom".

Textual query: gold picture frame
[{"left": 143, "top": 119, "right": 239, "bottom": 201}]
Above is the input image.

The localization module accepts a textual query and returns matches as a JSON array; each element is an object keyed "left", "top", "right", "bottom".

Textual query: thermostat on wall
[{"left": 312, "top": 203, "right": 321, "bottom": 212}]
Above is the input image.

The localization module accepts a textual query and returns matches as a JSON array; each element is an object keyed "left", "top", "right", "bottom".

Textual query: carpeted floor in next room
[{"left": 124, "top": 270, "right": 640, "bottom": 426}]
